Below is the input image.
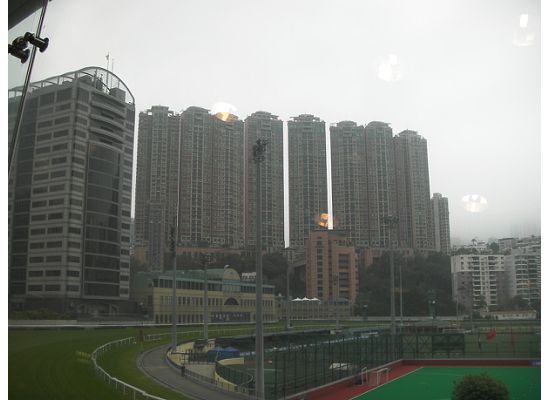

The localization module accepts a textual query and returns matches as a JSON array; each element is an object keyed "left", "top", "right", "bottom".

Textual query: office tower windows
[{"left": 8, "top": 67, "right": 134, "bottom": 312}]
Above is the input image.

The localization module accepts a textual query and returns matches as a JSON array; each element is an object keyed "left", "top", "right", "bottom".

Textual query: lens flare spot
[
  {"left": 519, "top": 14, "right": 529, "bottom": 28},
  {"left": 211, "top": 102, "right": 238, "bottom": 122},
  {"left": 318, "top": 213, "right": 330, "bottom": 228},
  {"left": 461, "top": 194, "right": 488, "bottom": 213},
  {"left": 377, "top": 54, "right": 403, "bottom": 82},
  {"left": 513, "top": 14, "right": 535, "bottom": 47}
]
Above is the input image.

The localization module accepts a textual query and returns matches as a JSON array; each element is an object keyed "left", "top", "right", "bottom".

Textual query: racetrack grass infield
[
  {"left": 9, "top": 320, "right": 369, "bottom": 400},
  {"left": 9, "top": 328, "right": 143, "bottom": 400},
  {"left": 354, "top": 366, "right": 541, "bottom": 400}
]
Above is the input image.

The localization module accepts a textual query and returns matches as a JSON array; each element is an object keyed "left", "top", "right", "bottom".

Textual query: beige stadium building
[{"left": 131, "top": 267, "right": 276, "bottom": 324}]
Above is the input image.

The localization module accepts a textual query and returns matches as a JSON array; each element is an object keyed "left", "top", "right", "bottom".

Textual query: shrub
[{"left": 452, "top": 373, "right": 510, "bottom": 400}]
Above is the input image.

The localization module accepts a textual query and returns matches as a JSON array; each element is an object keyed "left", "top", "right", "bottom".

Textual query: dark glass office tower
[{"left": 8, "top": 67, "right": 135, "bottom": 314}]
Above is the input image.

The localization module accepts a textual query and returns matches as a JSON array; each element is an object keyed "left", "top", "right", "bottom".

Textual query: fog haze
[{"left": 16, "top": 0, "right": 541, "bottom": 245}]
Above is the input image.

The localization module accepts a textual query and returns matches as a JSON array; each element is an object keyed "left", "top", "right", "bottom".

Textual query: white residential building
[
  {"left": 504, "top": 245, "right": 541, "bottom": 306},
  {"left": 451, "top": 254, "right": 506, "bottom": 311}
]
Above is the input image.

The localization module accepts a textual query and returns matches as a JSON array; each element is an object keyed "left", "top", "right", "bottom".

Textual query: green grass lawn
[
  {"left": 8, "top": 321, "right": 352, "bottom": 400},
  {"left": 355, "top": 367, "right": 541, "bottom": 400},
  {"left": 9, "top": 327, "right": 141, "bottom": 400},
  {"left": 8, "top": 320, "right": 540, "bottom": 400}
]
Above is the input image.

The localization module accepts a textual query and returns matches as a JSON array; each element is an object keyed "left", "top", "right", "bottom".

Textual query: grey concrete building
[
  {"left": 365, "top": 121, "right": 398, "bottom": 249},
  {"left": 178, "top": 107, "right": 245, "bottom": 249},
  {"left": 330, "top": 121, "right": 369, "bottom": 248},
  {"left": 431, "top": 193, "right": 451, "bottom": 254},
  {"left": 244, "top": 111, "right": 285, "bottom": 252},
  {"left": 394, "top": 130, "right": 434, "bottom": 251},
  {"left": 8, "top": 67, "right": 135, "bottom": 315},
  {"left": 210, "top": 116, "right": 245, "bottom": 248},
  {"left": 134, "top": 106, "right": 180, "bottom": 270},
  {"left": 288, "top": 114, "right": 328, "bottom": 249}
]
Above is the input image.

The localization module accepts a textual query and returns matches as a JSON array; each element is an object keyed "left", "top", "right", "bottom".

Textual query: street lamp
[
  {"left": 253, "top": 138, "right": 268, "bottom": 400},
  {"left": 429, "top": 300, "right": 436, "bottom": 319},
  {"left": 363, "top": 304, "right": 368, "bottom": 322},
  {"left": 333, "top": 273, "right": 340, "bottom": 329}
]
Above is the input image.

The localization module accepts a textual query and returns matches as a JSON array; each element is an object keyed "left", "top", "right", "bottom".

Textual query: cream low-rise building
[{"left": 131, "top": 267, "right": 276, "bottom": 324}]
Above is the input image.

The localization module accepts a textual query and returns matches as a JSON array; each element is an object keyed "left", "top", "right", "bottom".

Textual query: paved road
[{"left": 138, "top": 344, "right": 250, "bottom": 400}]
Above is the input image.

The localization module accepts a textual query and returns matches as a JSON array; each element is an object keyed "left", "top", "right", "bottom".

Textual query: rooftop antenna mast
[{"left": 105, "top": 52, "right": 110, "bottom": 88}]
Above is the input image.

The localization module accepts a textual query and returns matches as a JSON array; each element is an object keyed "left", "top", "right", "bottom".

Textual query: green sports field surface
[{"left": 355, "top": 367, "right": 541, "bottom": 400}]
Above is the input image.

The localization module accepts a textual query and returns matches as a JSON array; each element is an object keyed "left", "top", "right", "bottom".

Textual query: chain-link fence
[{"left": 217, "top": 329, "right": 540, "bottom": 400}]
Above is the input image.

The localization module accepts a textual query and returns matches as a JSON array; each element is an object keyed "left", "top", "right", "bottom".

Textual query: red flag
[{"left": 486, "top": 327, "right": 497, "bottom": 341}]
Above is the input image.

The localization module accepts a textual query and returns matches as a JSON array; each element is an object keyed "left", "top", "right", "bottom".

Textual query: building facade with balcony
[
  {"left": 504, "top": 245, "right": 541, "bottom": 307},
  {"left": 451, "top": 254, "right": 506, "bottom": 311},
  {"left": 288, "top": 114, "right": 328, "bottom": 249}
]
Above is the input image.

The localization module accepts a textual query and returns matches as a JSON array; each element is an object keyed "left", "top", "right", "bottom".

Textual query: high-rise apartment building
[
  {"left": 135, "top": 106, "right": 180, "bottom": 270},
  {"left": 243, "top": 111, "right": 285, "bottom": 252},
  {"left": 178, "top": 107, "right": 214, "bottom": 247},
  {"left": 451, "top": 254, "right": 506, "bottom": 311},
  {"left": 305, "top": 230, "right": 358, "bottom": 304},
  {"left": 431, "top": 193, "right": 451, "bottom": 254},
  {"left": 394, "top": 130, "right": 434, "bottom": 251},
  {"left": 330, "top": 121, "right": 369, "bottom": 248},
  {"left": 505, "top": 245, "right": 541, "bottom": 306},
  {"left": 210, "top": 116, "right": 245, "bottom": 248},
  {"left": 365, "top": 121, "right": 398, "bottom": 248},
  {"left": 8, "top": 67, "right": 135, "bottom": 314},
  {"left": 288, "top": 114, "right": 328, "bottom": 249},
  {"left": 177, "top": 107, "right": 244, "bottom": 249}
]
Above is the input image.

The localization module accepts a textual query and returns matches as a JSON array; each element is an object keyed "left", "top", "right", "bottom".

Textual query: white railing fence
[{"left": 91, "top": 336, "right": 167, "bottom": 400}]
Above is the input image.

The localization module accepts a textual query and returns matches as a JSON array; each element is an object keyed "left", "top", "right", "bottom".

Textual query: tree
[
  {"left": 359, "top": 252, "right": 455, "bottom": 316},
  {"left": 452, "top": 373, "right": 509, "bottom": 400},
  {"left": 503, "top": 295, "right": 529, "bottom": 311},
  {"left": 489, "top": 242, "right": 500, "bottom": 254}
]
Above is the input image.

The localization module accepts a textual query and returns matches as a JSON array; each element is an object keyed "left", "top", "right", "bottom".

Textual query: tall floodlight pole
[
  {"left": 171, "top": 121, "right": 182, "bottom": 353},
  {"left": 171, "top": 221, "right": 177, "bottom": 351},
  {"left": 253, "top": 138, "right": 268, "bottom": 400},
  {"left": 333, "top": 273, "right": 340, "bottom": 329},
  {"left": 286, "top": 262, "right": 291, "bottom": 330},
  {"left": 455, "top": 293, "right": 459, "bottom": 326},
  {"left": 383, "top": 215, "right": 399, "bottom": 357},
  {"left": 202, "top": 254, "right": 209, "bottom": 341},
  {"left": 399, "top": 261, "right": 403, "bottom": 328}
]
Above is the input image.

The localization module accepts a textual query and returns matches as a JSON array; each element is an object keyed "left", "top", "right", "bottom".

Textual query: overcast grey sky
[{"left": 16, "top": 0, "right": 541, "bottom": 245}]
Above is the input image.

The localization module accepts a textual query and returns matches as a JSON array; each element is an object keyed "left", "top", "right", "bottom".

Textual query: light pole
[
  {"left": 399, "top": 260, "right": 403, "bottom": 329},
  {"left": 286, "top": 262, "right": 291, "bottom": 330},
  {"left": 455, "top": 290, "right": 461, "bottom": 327},
  {"left": 383, "top": 215, "right": 399, "bottom": 356},
  {"left": 333, "top": 273, "right": 340, "bottom": 329},
  {"left": 253, "top": 138, "right": 268, "bottom": 400},
  {"left": 170, "top": 222, "right": 177, "bottom": 351},
  {"left": 171, "top": 117, "right": 182, "bottom": 353},
  {"left": 202, "top": 254, "right": 210, "bottom": 342}
]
